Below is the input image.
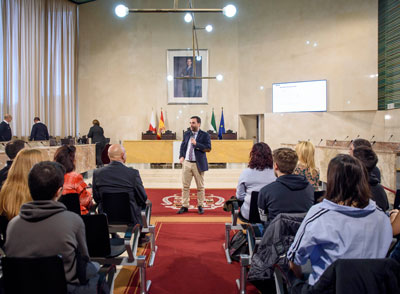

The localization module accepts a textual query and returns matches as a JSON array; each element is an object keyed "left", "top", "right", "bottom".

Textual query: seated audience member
[
  {"left": 54, "top": 145, "right": 93, "bottom": 215},
  {"left": 287, "top": 154, "right": 392, "bottom": 286},
  {"left": 29, "top": 117, "right": 50, "bottom": 141},
  {"left": 353, "top": 146, "right": 389, "bottom": 211},
  {"left": 236, "top": 142, "right": 276, "bottom": 221},
  {"left": 4, "top": 161, "right": 102, "bottom": 293},
  {"left": 92, "top": 144, "right": 148, "bottom": 243},
  {"left": 0, "top": 149, "right": 43, "bottom": 220},
  {"left": 0, "top": 139, "right": 25, "bottom": 187},
  {"left": 293, "top": 141, "right": 320, "bottom": 190},
  {"left": 258, "top": 148, "right": 314, "bottom": 223},
  {"left": 349, "top": 138, "right": 381, "bottom": 181}
]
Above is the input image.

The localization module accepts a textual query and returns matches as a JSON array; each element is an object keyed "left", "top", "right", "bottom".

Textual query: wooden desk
[{"left": 123, "top": 140, "right": 253, "bottom": 163}]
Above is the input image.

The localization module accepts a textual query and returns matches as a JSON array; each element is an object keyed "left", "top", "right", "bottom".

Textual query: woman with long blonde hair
[
  {"left": 0, "top": 149, "right": 43, "bottom": 220},
  {"left": 294, "top": 141, "right": 320, "bottom": 190}
]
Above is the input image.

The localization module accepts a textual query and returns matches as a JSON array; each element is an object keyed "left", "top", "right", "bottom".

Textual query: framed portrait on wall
[{"left": 167, "top": 49, "right": 209, "bottom": 104}]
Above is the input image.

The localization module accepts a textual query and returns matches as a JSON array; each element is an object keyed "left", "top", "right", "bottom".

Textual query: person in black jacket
[
  {"left": 0, "top": 114, "right": 12, "bottom": 141},
  {"left": 92, "top": 144, "right": 148, "bottom": 243},
  {"left": 258, "top": 148, "right": 314, "bottom": 223},
  {"left": 88, "top": 119, "right": 106, "bottom": 167},
  {"left": 0, "top": 140, "right": 25, "bottom": 188},
  {"left": 349, "top": 138, "right": 381, "bottom": 181},
  {"left": 29, "top": 117, "right": 49, "bottom": 141},
  {"left": 353, "top": 146, "right": 389, "bottom": 211}
]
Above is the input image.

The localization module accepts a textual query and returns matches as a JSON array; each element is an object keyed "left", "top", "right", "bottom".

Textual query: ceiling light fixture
[{"left": 116, "top": 1, "right": 237, "bottom": 81}]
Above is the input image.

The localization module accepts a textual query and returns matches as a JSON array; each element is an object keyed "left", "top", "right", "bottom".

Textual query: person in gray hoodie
[
  {"left": 4, "top": 161, "right": 101, "bottom": 294},
  {"left": 258, "top": 148, "right": 314, "bottom": 223}
]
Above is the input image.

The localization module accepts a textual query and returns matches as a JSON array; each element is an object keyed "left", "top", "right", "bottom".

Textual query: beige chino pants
[{"left": 181, "top": 160, "right": 205, "bottom": 208}]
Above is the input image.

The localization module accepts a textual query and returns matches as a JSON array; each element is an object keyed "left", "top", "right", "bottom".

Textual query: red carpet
[
  {"left": 123, "top": 222, "right": 260, "bottom": 294},
  {"left": 147, "top": 189, "right": 235, "bottom": 216},
  {"left": 143, "top": 222, "right": 258, "bottom": 294}
]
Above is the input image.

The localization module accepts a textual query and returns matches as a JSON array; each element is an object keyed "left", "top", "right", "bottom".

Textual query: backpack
[{"left": 229, "top": 230, "right": 249, "bottom": 262}]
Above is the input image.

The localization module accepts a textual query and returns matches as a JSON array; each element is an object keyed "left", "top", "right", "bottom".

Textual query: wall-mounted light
[{"left": 216, "top": 74, "right": 223, "bottom": 81}]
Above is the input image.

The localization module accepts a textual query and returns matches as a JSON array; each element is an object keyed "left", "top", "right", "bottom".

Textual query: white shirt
[{"left": 185, "top": 131, "right": 198, "bottom": 161}]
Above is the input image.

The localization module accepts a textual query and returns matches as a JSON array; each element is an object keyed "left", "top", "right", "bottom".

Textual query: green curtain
[{"left": 378, "top": 0, "right": 400, "bottom": 110}]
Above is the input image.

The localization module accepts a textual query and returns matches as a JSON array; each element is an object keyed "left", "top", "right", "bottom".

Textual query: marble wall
[{"left": 78, "top": 0, "right": 382, "bottom": 144}]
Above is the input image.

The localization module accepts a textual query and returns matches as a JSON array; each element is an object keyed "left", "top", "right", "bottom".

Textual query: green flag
[{"left": 211, "top": 109, "right": 217, "bottom": 132}]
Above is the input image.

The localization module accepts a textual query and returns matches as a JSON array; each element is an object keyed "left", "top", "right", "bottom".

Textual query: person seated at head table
[
  {"left": 258, "top": 148, "right": 314, "bottom": 224},
  {"left": 288, "top": 154, "right": 392, "bottom": 286},
  {"left": 293, "top": 141, "right": 320, "bottom": 190},
  {"left": 236, "top": 142, "right": 276, "bottom": 222},
  {"left": 4, "top": 161, "right": 102, "bottom": 293},
  {"left": 0, "top": 140, "right": 25, "bottom": 188},
  {"left": 54, "top": 145, "right": 93, "bottom": 215},
  {"left": 352, "top": 146, "right": 389, "bottom": 211}
]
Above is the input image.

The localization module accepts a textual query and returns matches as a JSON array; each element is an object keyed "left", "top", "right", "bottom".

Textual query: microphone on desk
[
  {"left": 388, "top": 134, "right": 394, "bottom": 141},
  {"left": 333, "top": 139, "right": 337, "bottom": 145},
  {"left": 344, "top": 136, "right": 349, "bottom": 141},
  {"left": 26, "top": 142, "right": 31, "bottom": 148},
  {"left": 370, "top": 135, "right": 375, "bottom": 141},
  {"left": 356, "top": 134, "right": 360, "bottom": 139},
  {"left": 372, "top": 141, "right": 376, "bottom": 146},
  {"left": 317, "top": 139, "right": 323, "bottom": 146}
]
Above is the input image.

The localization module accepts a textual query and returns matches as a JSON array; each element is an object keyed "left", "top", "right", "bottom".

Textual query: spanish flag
[{"left": 157, "top": 109, "right": 165, "bottom": 139}]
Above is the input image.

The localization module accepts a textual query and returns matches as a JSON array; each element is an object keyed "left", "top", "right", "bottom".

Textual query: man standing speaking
[{"left": 177, "top": 116, "right": 211, "bottom": 215}]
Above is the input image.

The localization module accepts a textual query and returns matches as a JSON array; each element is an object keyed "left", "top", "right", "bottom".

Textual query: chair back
[
  {"left": 102, "top": 192, "right": 133, "bottom": 224},
  {"left": 394, "top": 190, "right": 400, "bottom": 209},
  {"left": 248, "top": 191, "right": 261, "bottom": 223},
  {"left": 0, "top": 215, "right": 9, "bottom": 248},
  {"left": 314, "top": 190, "right": 325, "bottom": 204},
  {"left": 58, "top": 193, "right": 81, "bottom": 215},
  {"left": 81, "top": 214, "right": 111, "bottom": 257},
  {"left": 2, "top": 255, "right": 67, "bottom": 294},
  {"left": 101, "top": 144, "right": 111, "bottom": 164}
]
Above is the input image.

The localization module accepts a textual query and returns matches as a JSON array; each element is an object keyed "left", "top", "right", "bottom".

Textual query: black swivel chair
[
  {"left": 58, "top": 193, "right": 81, "bottom": 215},
  {"left": 102, "top": 192, "right": 157, "bottom": 267},
  {"left": 81, "top": 213, "right": 151, "bottom": 294},
  {"left": 2, "top": 255, "right": 68, "bottom": 294}
]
